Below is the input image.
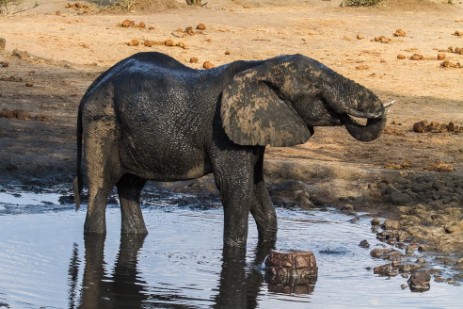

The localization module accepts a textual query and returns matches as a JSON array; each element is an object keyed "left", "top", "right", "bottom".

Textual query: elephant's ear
[{"left": 220, "top": 64, "right": 311, "bottom": 147}]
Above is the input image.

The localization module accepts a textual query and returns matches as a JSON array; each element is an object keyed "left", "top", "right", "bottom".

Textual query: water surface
[{"left": 0, "top": 192, "right": 461, "bottom": 308}]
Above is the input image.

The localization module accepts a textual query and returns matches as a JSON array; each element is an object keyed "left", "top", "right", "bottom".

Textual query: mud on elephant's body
[{"left": 74, "top": 52, "right": 389, "bottom": 248}]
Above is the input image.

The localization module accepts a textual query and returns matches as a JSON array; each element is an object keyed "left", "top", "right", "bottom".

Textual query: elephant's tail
[{"left": 73, "top": 103, "right": 83, "bottom": 211}]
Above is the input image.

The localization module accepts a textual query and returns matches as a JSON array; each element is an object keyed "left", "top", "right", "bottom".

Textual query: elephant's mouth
[{"left": 345, "top": 114, "right": 368, "bottom": 126}]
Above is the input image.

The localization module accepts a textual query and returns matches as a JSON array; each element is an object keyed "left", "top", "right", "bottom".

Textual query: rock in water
[
  {"left": 408, "top": 271, "right": 431, "bottom": 292},
  {"left": 264, "top": 250, "right": 318, "bottom": 294}
]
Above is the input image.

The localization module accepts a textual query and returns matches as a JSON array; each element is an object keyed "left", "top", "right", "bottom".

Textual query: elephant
[{"left": 74, "top": 52, "right": 390, "bottom": 248}]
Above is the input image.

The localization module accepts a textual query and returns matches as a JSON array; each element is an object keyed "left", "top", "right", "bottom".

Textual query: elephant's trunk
[
  {"left": 324, "top": 79, "right": 388, "bottom": 142},
  {"left": 343, "top": 98, "right": 395, "bottom": 141},
  {"left": 342, "top": 114, "right": 386, "bottom": 142},
  {"left": 342, "top": 94, "right": 387, "bottom": 142}
]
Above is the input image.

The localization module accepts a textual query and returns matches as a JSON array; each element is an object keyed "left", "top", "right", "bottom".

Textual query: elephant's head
[{"left": 221, "top": 54, "right": 391, "bottom": 147}]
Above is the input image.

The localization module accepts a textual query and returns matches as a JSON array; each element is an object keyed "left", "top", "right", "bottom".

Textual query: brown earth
[{"left": 0, "top": 0, "right": 462, "bottom": 279}]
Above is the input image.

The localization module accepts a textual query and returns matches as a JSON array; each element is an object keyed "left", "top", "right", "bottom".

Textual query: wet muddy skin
[{"left": 0, "top": 191, "right": 462, "bottom": 308}]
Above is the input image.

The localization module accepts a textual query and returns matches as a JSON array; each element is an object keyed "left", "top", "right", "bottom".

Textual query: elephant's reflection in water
[
  {"left": 68, "top": 236, "right": 317, "bottom": 308},
  {"left": 68, "top": 234, "right": 148, "bottom": 309}
]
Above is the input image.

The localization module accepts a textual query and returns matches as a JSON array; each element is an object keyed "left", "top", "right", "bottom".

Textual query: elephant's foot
[
  {"left": 258, "top": 230, "right": 277, "bottom": 246},
  {"left": 121, "top": 224, "right": 148, "bottom": 235},
  {"left": 121, "top": 213, "right": 148, "bottom": 235},
  {"left": 84, "top": 218, "right": 107, "bottom": 235}
]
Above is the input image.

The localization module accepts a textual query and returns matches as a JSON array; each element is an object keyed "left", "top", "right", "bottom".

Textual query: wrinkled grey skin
[{"left": 74, "top": 52, "right": 386, "bottom": 248}]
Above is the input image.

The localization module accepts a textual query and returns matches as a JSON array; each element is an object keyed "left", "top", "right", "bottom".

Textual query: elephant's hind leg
[
  {"left": 117, "top": 174, "right": 148, "bottom": 235},
  {"left": 83, "top": 117, "right": 120, "bottom": 234},
  {"left": 84, "top": 169, "right": 114, "bottom": 234}
]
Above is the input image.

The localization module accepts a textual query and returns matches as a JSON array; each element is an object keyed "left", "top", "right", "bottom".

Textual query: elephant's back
[
  {"left": 130, "top": 52, "right": 195, "bottom": 72},
  {"left": 82, "top": 52, "right": 196, "bottom": 101},
  {"left": 109, "top": 54, "right": 218, "bottom": 147}
]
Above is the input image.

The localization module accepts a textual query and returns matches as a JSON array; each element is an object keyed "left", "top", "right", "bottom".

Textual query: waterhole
[{"left": 0, "top": 191, "right": 461, "bottom": 308}]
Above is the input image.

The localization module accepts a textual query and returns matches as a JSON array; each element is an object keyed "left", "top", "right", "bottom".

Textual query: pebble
[
  {"left": 454, "top": 259, "right": 463, "bottom": 271},
  {"left": 444, "top": 222, "right": 462, "bottom": 234},
  {"left": 434, "top": 275, "right": 446, "bottom": 283},
  {"left": 389, "top": 191, "right": 412, "bottom": 205},
  {"left": 382, "top": 219, "right": 400, "bottom": 230},
  {"left": 398, "top": 264, "right": 421, "bottom": 273},
  {"left": 341, "top": 204, "right": 354, "bottom": 212},
  {"left": 196, "top": 23, "right": 206, "bottom": 30},
  {"left": 405, "top": 244, "right": 417, "bottom": 255},
  {"left": 374, "top": 263, "right": 398, "bottom": 277},
  {"left": 370, "top": 248, "right": 402, "bottom": 260},
  {"left": 202, "top": 61, "right": 214, "bottom": 69},
  {"left": 359, "top": 239, "right": 370, "bottom": 248},
  {"left": 416, "top": 258, "right": 427, "bottom": 265}
]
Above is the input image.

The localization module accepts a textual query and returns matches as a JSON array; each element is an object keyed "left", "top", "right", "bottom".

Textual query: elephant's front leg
[
  {"left": 251, "top": 153, "right": 277, "bottom": 246},
  {"left": 251, "top": 181, "right": 277, "bottom": 246},
  {"left": 222, "top": 185, "right": 252, "bottom": 247},
  {"left": 212, "top": 152, "right": 255, "bottom": 248}
]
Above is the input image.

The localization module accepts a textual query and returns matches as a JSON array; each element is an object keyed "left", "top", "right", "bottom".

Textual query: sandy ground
[{"left": 0, "top": 0, "right": 463, "bottom": 277}]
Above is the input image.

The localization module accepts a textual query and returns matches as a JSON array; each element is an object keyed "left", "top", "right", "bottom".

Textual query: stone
[
  {"left": 269, "top": 180, "right": 314, "bottom": 208},
  {"left": 202, "top": 61, "right": 214, "bottom": 69},
  {"left": 265, "top": 250, "right": 318, "bottom": 294},
  {"left": 374, "top": 263, "right": 398, "bottom": 277},
  {"left": 434, "top": 276, "right": 446, "bottom": 283},
  {"left": 389, "top": 191, "right": 412, "bottom": 205},
  {"left": 405, "top": 244, "right": 417, "bottom": 255},
  {"left": 196, "top": 23, "right": 206, "bottom": 31},
  {"left": 398, "top": 263, "right": 421, "bottom": 273},
  {"left": 408, "top": 271, "right": 431, "bottom": 292},
  {"left": 382, "top": 219, "right": 400, "bottom": 230},
  {"left": 411, "top": 182, "right": 432, "bottom": 193},
  {"left": 370, "top": 248, "right": 402, "bottom": 260},
  {"left": 341, "top": 204, "right": 354, "bottom": 212},
  {"left": 265, "top": 250, "right": 318, "bottom": 275},
  {"left": 359, "top": 239, "right": 370, "bottom": 248},
  {"left": 393, "top": 29, "right": 406, "bottom": 37},
  {"left": 371, "top": 218, "right": 381, "bottom": 226},
  {"left": 444, "top": 222, "right": 461, "bottom": 234}
]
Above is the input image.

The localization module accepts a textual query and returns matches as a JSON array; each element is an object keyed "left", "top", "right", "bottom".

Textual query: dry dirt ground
[{"left": 0, "top": 0, "right": 463, "bottom": 279}]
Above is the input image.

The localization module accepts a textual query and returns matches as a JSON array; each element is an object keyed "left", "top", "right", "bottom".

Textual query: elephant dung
[{"left": 265, "top": 250, "right": 318, "bottom": 294}]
